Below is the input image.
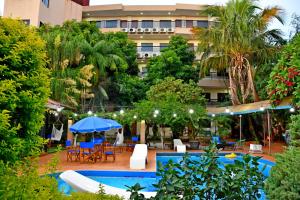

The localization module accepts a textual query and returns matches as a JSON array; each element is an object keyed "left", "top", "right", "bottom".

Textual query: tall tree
[
  {"left": 0, "top": 18, "right": 50, "bottom": 162},
  {"left": 195, "top": 0, "right": 284, "bottom": 105}
]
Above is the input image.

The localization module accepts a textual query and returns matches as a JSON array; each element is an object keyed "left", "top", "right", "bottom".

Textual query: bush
[
  {"left": 0, "top": 155, "right": 123, "bottom": 200},
  {"left": 128, "top": 145, "right": 265, "bottom": 199},
  {"left": 265, "top": 147, "right": 300, "bottom": 199},
  {"left": 0, "top": 18, "right": 50, "bottom": 163},
  {"left": 289, "top": 114, "right": 300, "bottom": 147}
]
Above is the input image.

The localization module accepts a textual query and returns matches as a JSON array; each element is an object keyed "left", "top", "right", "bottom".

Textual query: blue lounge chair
[{"left": 211, "top": 136, "right": 235, "bottom": 150}]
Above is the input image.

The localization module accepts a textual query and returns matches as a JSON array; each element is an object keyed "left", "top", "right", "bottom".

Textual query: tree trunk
[{"left": 228, "top": 67, "right": 241, "bottom": 105}]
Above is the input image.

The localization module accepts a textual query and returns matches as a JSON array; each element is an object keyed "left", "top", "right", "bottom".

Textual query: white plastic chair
[{"left": 173, "top": 139, "right": 186, "bottom": 152}]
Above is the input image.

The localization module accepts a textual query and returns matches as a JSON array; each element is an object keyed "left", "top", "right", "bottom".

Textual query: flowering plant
[{"left": 268, "top": 34, "right": 300, "bottom": 106}]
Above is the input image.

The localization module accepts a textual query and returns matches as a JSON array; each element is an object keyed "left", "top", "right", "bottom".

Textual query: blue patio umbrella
[
  {"left": 103, "top": 119, "right": 122, "bottom": 129},
  {"left": 70, "top": 116, "right": 121, "bottom": 133}
]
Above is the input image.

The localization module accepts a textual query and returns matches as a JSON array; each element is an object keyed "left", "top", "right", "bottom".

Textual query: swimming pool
[{"left": 57, "top": 153, "right": 275, "bottom": 198}]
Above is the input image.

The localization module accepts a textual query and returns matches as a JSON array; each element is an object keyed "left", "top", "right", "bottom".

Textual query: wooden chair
[
  {"left": 79, "top": 142, "right": 98, "bottom": 163},
  {"left": 103, "top": 143, "right": 116, "bottom": 161},
  {"left": 66, "top": 140, "right": 79, "bottom": 162}
]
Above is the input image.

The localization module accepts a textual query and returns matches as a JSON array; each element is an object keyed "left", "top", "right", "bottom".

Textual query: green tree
[
  {"left": 0, "top": 18, "right": 50, "bottom": 163},
  {"left": 109, "top": 74, "right": 148, "bottom": 107},
  {"left": 195, "top": 0, "right": 284, "bottom": 105},
  {"left": 132, "top": 77, "right": 206, "bottom": 138},
  {"left": 146, "top": 36, "right": 199, "bottom": 84}
]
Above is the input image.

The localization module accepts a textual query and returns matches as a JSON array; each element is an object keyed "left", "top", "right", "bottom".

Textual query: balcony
[{"left": 198, "top": 72, "right": 229, "bottom": 89}]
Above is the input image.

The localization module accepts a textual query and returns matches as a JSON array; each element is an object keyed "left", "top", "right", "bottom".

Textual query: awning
[
  {"left": 46, "top": 99, "right": 74, "bottom": 110},
  {"left": 207, "top": 97, "right": 293, "bottom": 115}
]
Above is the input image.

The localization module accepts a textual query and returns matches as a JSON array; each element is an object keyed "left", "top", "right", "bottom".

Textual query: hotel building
[{"left": 3, "top": 1, "right": 229, "bottom": 106}]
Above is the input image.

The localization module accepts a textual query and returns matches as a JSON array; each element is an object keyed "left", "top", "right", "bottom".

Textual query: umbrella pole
[
  {"left": 267, "top": 110, "right": 271, "bottom": 155},
  {"left": 239, "top": 115, "right": 242, "bottom": 141}
]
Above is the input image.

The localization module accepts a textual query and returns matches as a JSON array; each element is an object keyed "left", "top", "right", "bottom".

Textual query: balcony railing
[
  {"left": 136, "top": 46, "right": 198, "bottom": 59},
  {"left": 204, "top": 72, "right": 229, "bottom": 79}
]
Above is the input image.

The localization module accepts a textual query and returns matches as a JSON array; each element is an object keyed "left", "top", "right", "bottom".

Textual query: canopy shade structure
[
  {"left": 207, "top": 97, "right": 292, "bottom": 116},
  {"left": 70, "top": 116, "right": 122, "bottom": 133}
]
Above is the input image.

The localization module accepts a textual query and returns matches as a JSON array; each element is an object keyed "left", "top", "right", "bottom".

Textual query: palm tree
[
  {"left": 79, "top": 40, "right": 127, "bottom": 111},
  {"left": 195, "top": 0, "right": 284, "bottom": 105}
]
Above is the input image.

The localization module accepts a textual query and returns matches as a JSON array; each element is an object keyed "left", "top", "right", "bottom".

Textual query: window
[
  {"left": 120, "top": 20, "right": 128, "bottom": 28},
  {"left": 21, "top": 19, "right": 30, "bottom": 26},
  {"left": 131, "top": 20, "right": 138, "bottom": 28},
  {"left": 141, "top": 20, "right": 153, "bottom": 28},
  {"left": 186, "top": 20, "right": 193, "bottom": 28},
  {"left": 105, "top": 20, "right": 118, "bottom": 28},
  {"left": 141, "top": 43, "right": 153, "bottom": 52},
  {"left": 160, "top": 43, "right": 168, "bottom": 51},
  {"left": 196, "top": 20, "right": 208, "bottom": 28},
  {"left": 217, "top": 70, "right": 229, "bottom": 77},
  {"left": 95, "top": 21, "right": 102, "bottom": 28},
  {"left": 203, "top": 93, "right": 211, "bottom": 102},
  {"left": 160, "top": 20, "right": 172, "bottom": 28},
  {"left": 42, "top": 0, "right": 49, "bottom": 8},
  {"left": 175, "top": 20, "right": 182, "bottom": 27},
  {"left": 217, "top": 93, "right": 230, "bottom": 102}
]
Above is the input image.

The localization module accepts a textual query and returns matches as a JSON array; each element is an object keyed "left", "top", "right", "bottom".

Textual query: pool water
[{"left": 57, "top": 153, "right": 275, "bottom": 198}]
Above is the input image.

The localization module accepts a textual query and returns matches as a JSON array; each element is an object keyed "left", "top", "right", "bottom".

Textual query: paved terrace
[{"left": 39, "top": 142, "right": 285, "bottom": 174}]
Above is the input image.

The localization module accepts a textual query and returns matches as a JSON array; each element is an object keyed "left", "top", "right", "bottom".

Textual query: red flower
[{"left": 285, "top": 81, "right": 294, "bottom": 87}]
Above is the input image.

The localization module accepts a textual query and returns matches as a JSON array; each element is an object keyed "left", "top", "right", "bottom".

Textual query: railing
[
  {"left": 136, "top": 46, "right": 198, "bottom": 59},
  {"left": 96, "top": 20, "right": 208, "bottom": 29},
  {"left": 204, "top": 72, "right": 229, "bottom": 79}
]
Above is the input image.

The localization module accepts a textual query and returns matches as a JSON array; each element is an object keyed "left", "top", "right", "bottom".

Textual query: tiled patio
[{"left": 39, "top": 142, "right": 286, "bottom": 174}]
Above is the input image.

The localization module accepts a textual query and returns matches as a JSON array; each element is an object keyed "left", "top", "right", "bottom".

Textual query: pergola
[{"left": 207, "top": 97, "right": 293, "bottom": 154}]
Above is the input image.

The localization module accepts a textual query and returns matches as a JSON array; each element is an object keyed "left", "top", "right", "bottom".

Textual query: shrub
[
  {"left": 0, "top": 18, "right": 50, "bottom": 163},
  {"left": 128, "top": 145, "right": 264, "bottom": 199},
  {"left": 289, "top": 114, "right": 300, "bottom": 147},
  {"left": 265, "top": 147, "right": 300, "bottom": 199}
]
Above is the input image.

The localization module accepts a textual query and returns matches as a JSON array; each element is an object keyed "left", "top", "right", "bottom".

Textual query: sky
[{"left": 0, "top": 0, "right": 300, "bottom": 38}]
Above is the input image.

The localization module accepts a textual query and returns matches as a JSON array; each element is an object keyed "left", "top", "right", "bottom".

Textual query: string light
[
  {"left": 173, "top": 113, "right": 177, "bottom": 117},
  {"left": 113, "top": 113, "right": 117, "bottom": 118},
  {"left": 87, "top": 110, "right": 92, "bottom": 115},
  {"left": 153, "top": 114, "right": 157, "bottom": 118},
  {"left": 290, "top": 107, "right": 295, "bottom": 113},
  {"left": 154, "top": 109, "right": 159, "bottom": 115},
  {"left": 54, "top": 112, "right": 58, "bottom": 116},
  {"left": 74, "top": 113, "right": 78, "bottom": 117},
  {"left": 120, "top": 109, "right": 124, "bottom": 115},
  {"left": 212, "top": 114, "right": 216, "bottom": 117},
  {"left": 189, "top": 109, "right": 194, "bottom": 114},
  {"left": 133, "top": 115, "right": 137, "bottom": 119},
  {"left": 259, "top": 106, "right": 265, "bottom": 111},
  {"left": 94, "top": 114, "right": 97, "bottom": 117},
  {"left": 230, "top": 112, "right": 234, "bottom": 115}
]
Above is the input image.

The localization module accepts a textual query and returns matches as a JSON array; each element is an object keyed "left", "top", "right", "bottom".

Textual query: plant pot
[{"left": 189, "top": 140, "right": 200, "bottom": 149}]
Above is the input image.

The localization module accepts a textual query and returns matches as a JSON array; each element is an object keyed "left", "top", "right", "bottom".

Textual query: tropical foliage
[
  {"left": 39, "top": 21, "right": 137, "bottom": 111},
  {"left": 128, "top": 145, "right": 265, "bottom": 199},
  {"left": 195, "top": 0, "right": 284, "bottom": 105},
  {"left": 268, "top": 33, "right": 300, "bottom": 106},
  {"left": 0, "top": 18, "right": 50, "bottom": 163},
  {"left": 265, "top": 146, "right": 300, "bottom": 199}
]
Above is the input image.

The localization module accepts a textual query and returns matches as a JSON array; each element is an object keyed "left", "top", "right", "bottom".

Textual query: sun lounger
[
  {"left": 130, "top": 144, "right": 148, "bottom": 169},
  {"left": 249, "top": 144, "right": 263, "bottom": 153},
  {"left": 173, "top": 139, "right": 186, "bottom": 152},
  {"left": 59, "top": 170, "right": 156, "bottom": 199}
]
